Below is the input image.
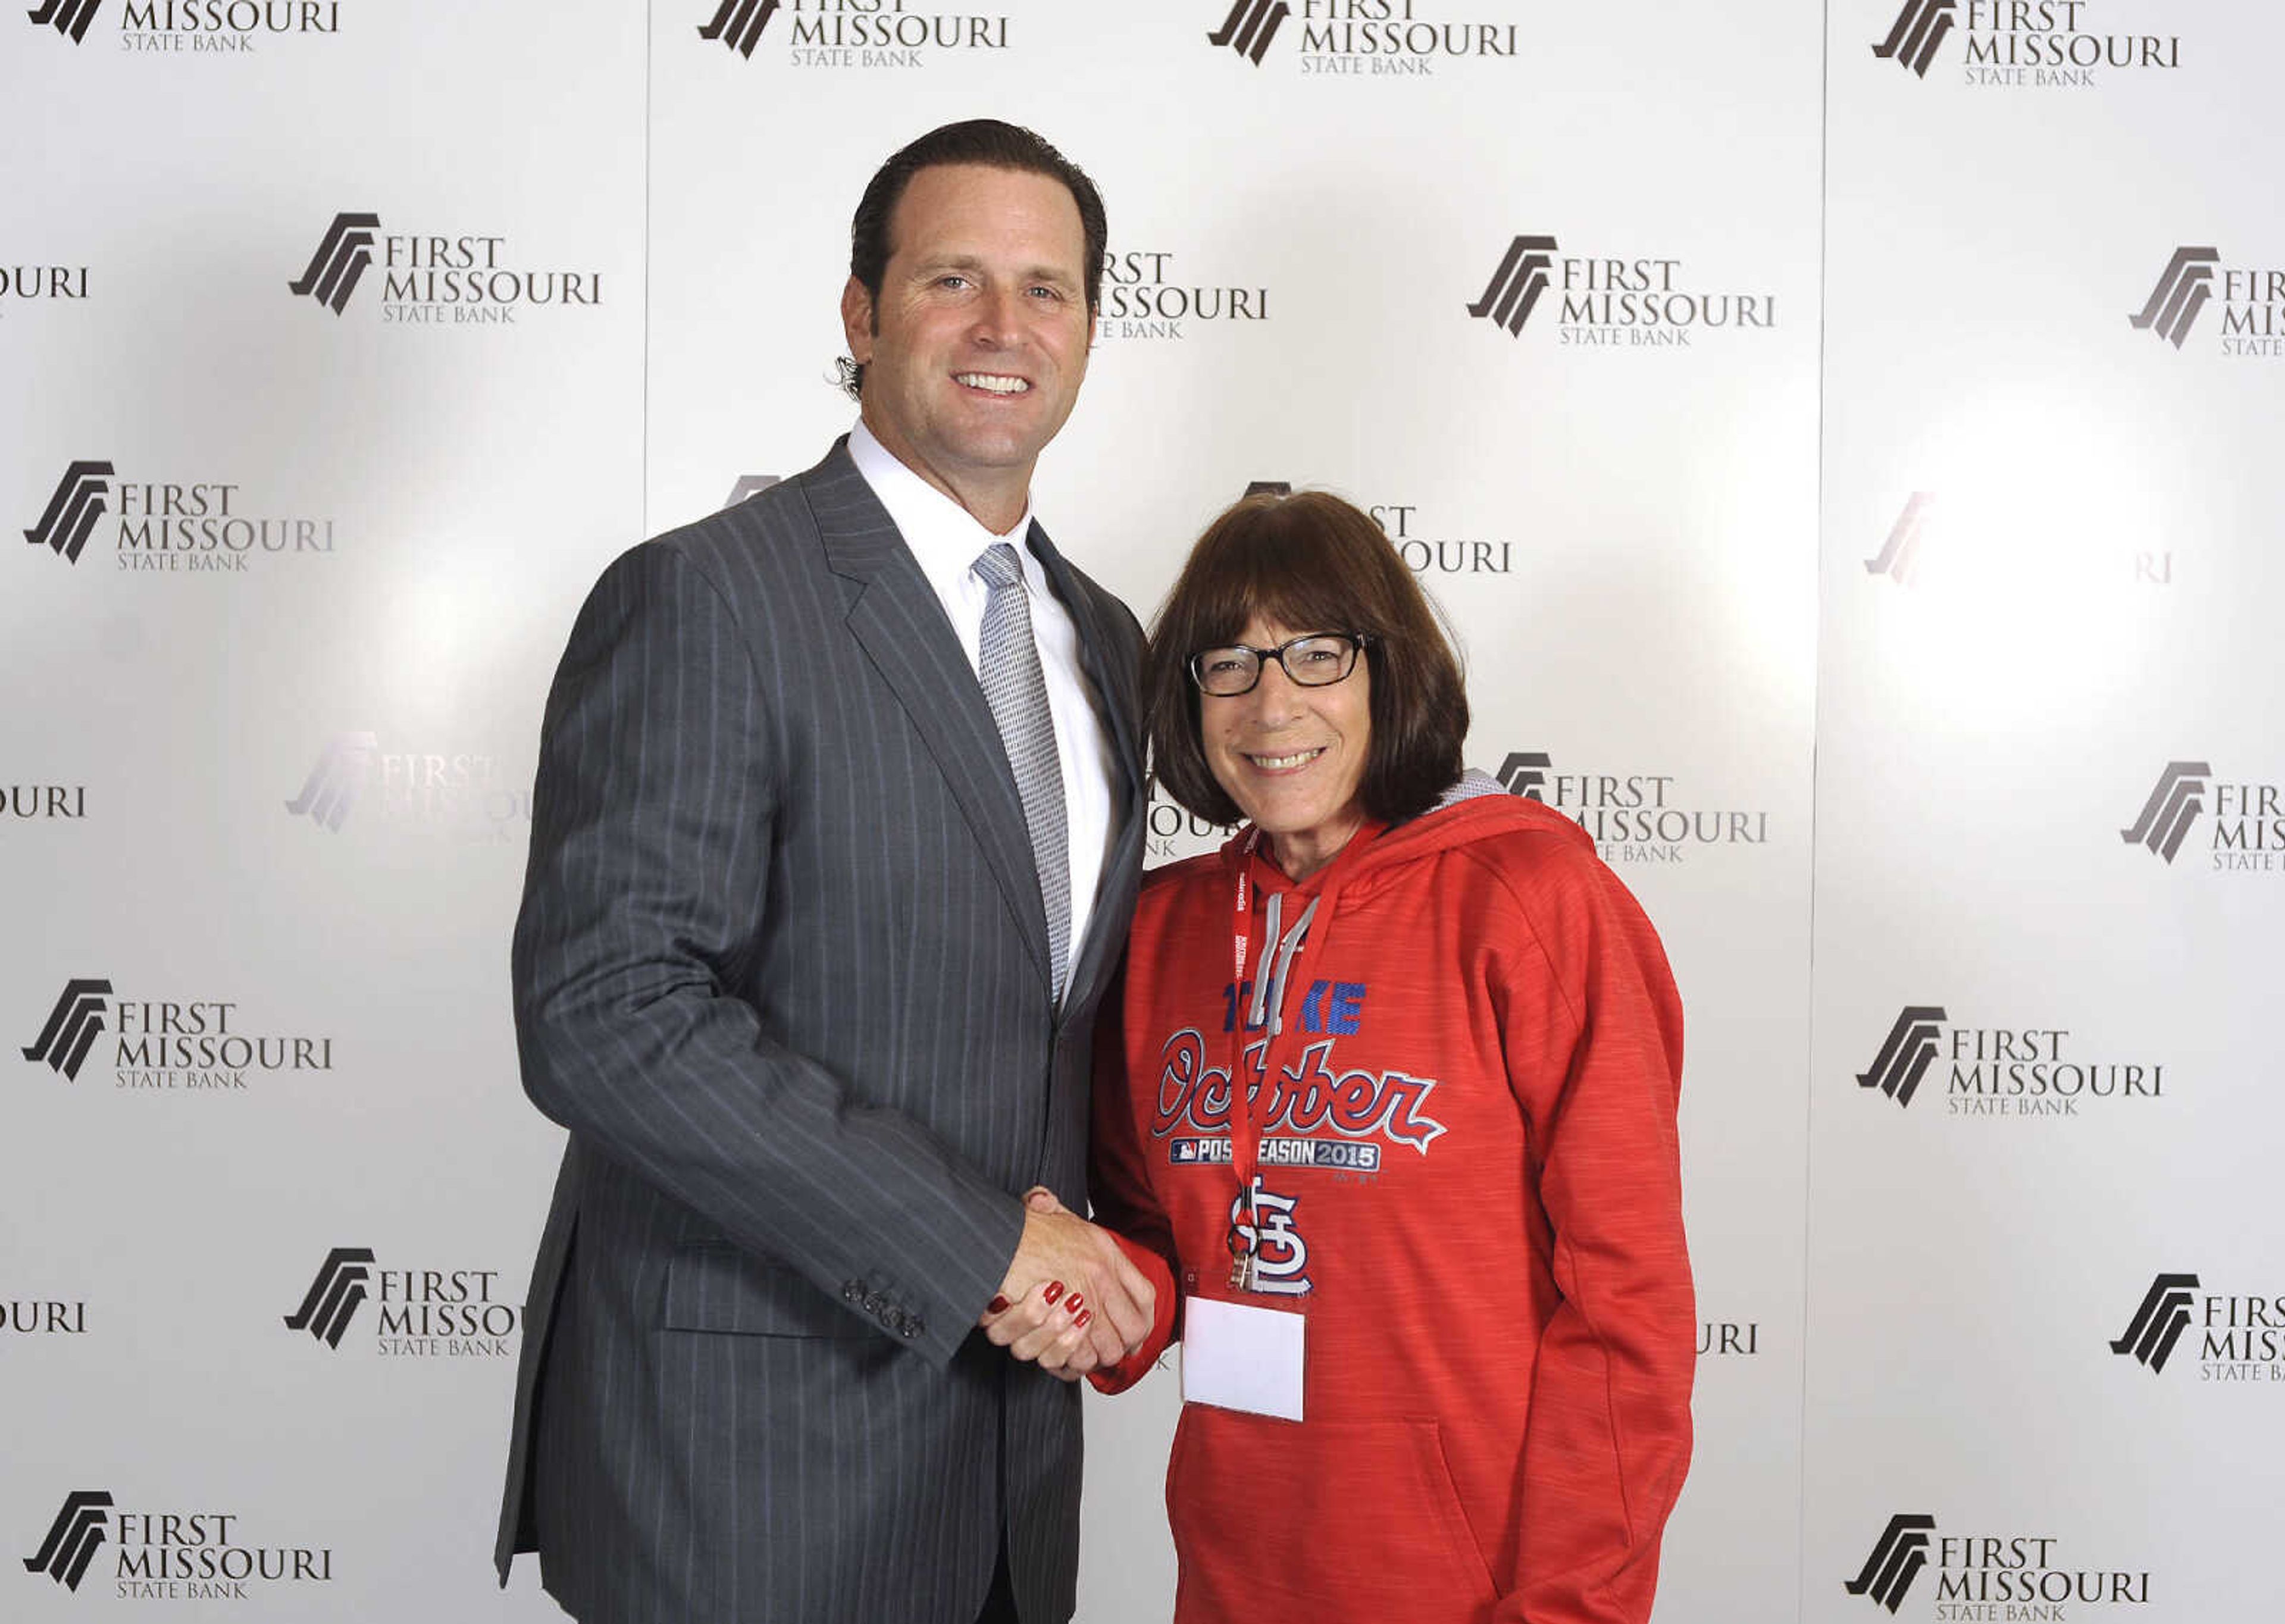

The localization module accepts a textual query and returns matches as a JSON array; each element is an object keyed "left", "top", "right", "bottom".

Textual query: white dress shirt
[{"left": 846, "top": 420, "right": 1119, "bottom": 984}]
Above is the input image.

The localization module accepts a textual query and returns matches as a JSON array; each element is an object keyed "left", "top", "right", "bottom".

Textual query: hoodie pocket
[{"left": 1167, "top": 1405, "right": 1500, "bottom": 1617}]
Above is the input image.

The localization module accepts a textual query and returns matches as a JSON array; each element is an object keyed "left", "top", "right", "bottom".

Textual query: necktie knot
[{"left": 974, "top": 542, "right": 1025, "bottom": 592}]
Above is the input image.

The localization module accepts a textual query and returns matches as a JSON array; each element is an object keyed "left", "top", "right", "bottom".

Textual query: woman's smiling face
[{"left": 1200, "top": 618, "right": 1372, "bottom": 881}]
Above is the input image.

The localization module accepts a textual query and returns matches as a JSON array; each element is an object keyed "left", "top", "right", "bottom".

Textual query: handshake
[{"left": 976, "top": 1188, "right": 1157, "bottom": 1382}]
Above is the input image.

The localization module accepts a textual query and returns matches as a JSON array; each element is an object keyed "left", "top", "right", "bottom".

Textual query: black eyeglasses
[{"left": 1186, "top": 632, "right": 1372, "bottom": 697}]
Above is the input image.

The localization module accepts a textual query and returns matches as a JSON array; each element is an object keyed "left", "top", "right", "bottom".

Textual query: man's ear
[{"left": 840, "top": 276, "right": 875, "bottom": 362}]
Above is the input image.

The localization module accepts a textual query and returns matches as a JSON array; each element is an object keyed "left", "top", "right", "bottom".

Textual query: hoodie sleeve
[
  {"left": 1486, "top": 836, "right": 1694, "bottom": 1624},
  {"left": 1086, "top": 965, "right": 1181, "bottom": 1395}
]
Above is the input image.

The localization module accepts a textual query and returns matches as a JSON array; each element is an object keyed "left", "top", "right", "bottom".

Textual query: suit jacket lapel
[
  {"left": 1028, "top": 520, "right": 1147, "bottom": 1024},
  {"left": 806, "top": 444, "right": 1053, "bottom": 991},
  {"left": 1028, "top": 520, "right": 1143, "bottom": 806}
]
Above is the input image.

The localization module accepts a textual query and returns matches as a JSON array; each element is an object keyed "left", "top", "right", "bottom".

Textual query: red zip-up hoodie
[{"left": 1091, "top": 784, "right": 1693, "bottom": 1624}]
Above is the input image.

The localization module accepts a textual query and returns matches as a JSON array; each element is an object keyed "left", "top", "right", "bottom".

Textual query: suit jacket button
[
  {"left": 902, "top": 1318, "right": 923, "bottom": 1340},
  {"left": 863, "top": 1292, "right": 882, "bottom": 1314},
  {"left": 843, "top": 1281, "right": 862, "bottom": 1301}
]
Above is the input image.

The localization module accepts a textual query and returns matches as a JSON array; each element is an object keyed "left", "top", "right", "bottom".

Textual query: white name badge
[{"left": 1181, "top": 1296, "right": 1305, "bottom": 1422}]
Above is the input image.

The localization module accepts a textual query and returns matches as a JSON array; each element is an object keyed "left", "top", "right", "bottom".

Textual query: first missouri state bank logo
[
  {"left": 1843, "top": 1514, "right": 2153, "bottom": 1613},
  {"left": 1205, "top": 0, "right": 1516, "bottom": 71},
  {"left": 2129, "top": 245, "right": 2285, "bottom": 357},
  {"left": 696, "top": 0, "right": 1010, "bottom": 63},
  {"left": 283, "top": 732, "right": 531, "bottom": 839},
  {"left": 1857, "top": 1006, "right": 1945, "bottom": 1107},
  {"left": 0, "top": 258, "right": 92, "bottom": 317},
  {"left": 1854, "top": 1005, "right": 2163, "bottom": 1118},
  {"left": 21, "top": 458, "right": 337, "bottom": 572},
  {"left": 2109, "top": 1272, "right": 2199, "bottom": 1374},
  {"left": 19, "top": 976, "right": 334, "bottom": 1093},
  {"left": 287, "top": 212, "right": 603, "bottom": 324},
  {"left": 1863, "top": 492, "right": 1934, "bottom": 585},
  {"left": 1871, "top": 0, "right": 2180, "bottom": 86},
  {"left": 1466, "top": 236, "right": 1558, "bottom": 336},
  {"left": 20, "top": 1490, "right": 335, "bottom": 1598},
  {"left": 722, "top": 473, "right": 780, "bottom": 508},
  {"left": 26, "top": 0, "right": 100, "bottom": 45},
  {"left": 1861, "top": 489, "right": 2176, "bottom": 589},
  {"left": 697, "top": 0, "right": 776, "bottom": 54},
  {"left": 28, "top": 1, "right": 344, "bottom": 50},
  {"left": 2129, "top": 247, "right": 2216, "bottom": 348},
  {"left": 22, "top": 1491, "right": 112, "bottom": 1591},
  {"left": 283, "top": 733, "right": 376, "bottom": 831},
  {"left": 1495, "top": 751, "right": 1770, "bottom": 864},
  {"left": 2110, "top": 1269, "right": 2285, "bottom": 1382},
  {"left": 282, "top": 1248, "right": 374, "bottom": 1348},
  {"left": 23, "top": 461, "right": 113, "bottom": 564},
  {"left": 287, "top": 213, "right": 378, "bottom": 314},
  {"left": 1206, "top": 0, "right": 1284, "bottom": 64},
  {"left": 1872, "top": 0, "right": 1951, "bottom": 76},
  {"left": 21, "top": 980, "right": 114, "bottom": 1082},
  {"left": 2120, "top": 758, "right": 2285, "bottom": 872},
  {"left": 1094, "top": 245, "right": 1272, "bottom": 342},
  {"left": 283, "top": 1247, "right": 519, "bottom": 1356},
  {"left": 1466, "top": 234, "right": 1776, "bottom": 348},
  {"left": 1846, "top": 1513, "right": 1935, "bottom": 1611},
  {"left": 2119, "top": 761, "right": 2207, "bottom": 863}
]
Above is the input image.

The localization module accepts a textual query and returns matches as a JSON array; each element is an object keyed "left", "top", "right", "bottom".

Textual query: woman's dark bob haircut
[{"left": 1147, "top": 490, "right": 1469, "bottom": 829}]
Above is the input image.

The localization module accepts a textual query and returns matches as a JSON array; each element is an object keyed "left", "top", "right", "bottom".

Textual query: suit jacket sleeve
[
  {"left": 512, "top": 539, "right": 1023, "bottom": 1366},
  {"left": 1085, "top": 970, "right": 1181, "bottom": 1394}
]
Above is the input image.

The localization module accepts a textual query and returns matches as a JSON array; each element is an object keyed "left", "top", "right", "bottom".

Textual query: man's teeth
[
  {"left": 1251, "top": 750, "right": 1323, "bottom": 769},
  {"left": 956, "top": 373, "right": 1029, "bottom": 394}
]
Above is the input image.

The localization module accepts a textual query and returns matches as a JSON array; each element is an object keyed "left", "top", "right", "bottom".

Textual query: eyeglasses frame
[{"left": 1185, "top": 631, "right": 1375, "bottom": 697}]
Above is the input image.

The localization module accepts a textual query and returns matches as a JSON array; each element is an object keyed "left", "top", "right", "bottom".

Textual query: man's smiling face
[{"left": 841, "top": 162, "right": 1094, "bottom": 531}]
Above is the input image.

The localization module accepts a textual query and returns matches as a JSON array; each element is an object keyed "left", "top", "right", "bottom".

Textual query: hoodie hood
[{"left": 1215, "top": 767, "right": 1594, "bottom": 906}]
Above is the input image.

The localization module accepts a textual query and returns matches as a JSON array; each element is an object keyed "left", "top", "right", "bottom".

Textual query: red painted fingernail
[
  {"left": 1041, "top": 1281, "right": 1064, "bottom": 1306},
  {"left": 1063, "top": 1293, "right": 1085, "bottom": 1315},
  {"left": 1075, "top": 1309, "right": 1092, "bottom": 1328},
  {"left": 987, "top": 1296, "right": 1010, "bottom": 1315}
]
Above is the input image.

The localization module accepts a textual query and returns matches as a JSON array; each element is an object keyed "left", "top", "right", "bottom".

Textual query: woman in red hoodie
[{"left": 1060, "top": 490, "right": 1694, "bottom": 1623}]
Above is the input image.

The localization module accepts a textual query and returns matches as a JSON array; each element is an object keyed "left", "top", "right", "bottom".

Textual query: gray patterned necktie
[{"left": 973, "top": 542, "right": 1070, "bottom": 1004}]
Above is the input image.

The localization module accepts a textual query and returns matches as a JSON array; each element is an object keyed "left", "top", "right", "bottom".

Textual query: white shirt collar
[{"left": 847, "top": 418, "right": 1047, "bottom": 602}]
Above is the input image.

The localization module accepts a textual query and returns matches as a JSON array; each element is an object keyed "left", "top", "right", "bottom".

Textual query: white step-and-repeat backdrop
[{"left": 5, "top": 2, "right": 2276, "bottom": 1619}]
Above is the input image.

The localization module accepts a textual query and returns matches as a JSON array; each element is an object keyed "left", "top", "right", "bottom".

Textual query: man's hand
[{"left": 978, "top": 1188, "right": 1155, "bottom": 1380}]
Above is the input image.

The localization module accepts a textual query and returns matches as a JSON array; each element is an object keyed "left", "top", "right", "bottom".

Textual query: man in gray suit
[{"left": 496, "top": 120, "right": 1162, "bottom": 1624}]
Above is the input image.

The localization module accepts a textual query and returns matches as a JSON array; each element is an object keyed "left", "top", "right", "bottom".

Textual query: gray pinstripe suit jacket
[{"left": 494, "top": 440, "right": 1147, "bottom": 1624}]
